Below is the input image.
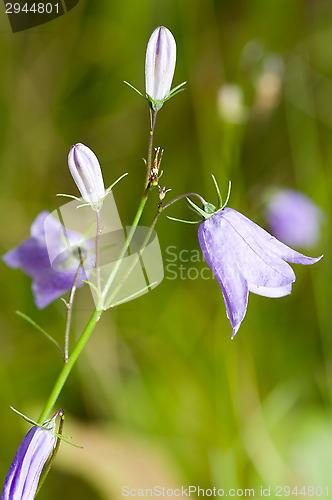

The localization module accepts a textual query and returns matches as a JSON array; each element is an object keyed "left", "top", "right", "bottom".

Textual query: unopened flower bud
[
  {"left": 68, "top": 143, "right": 105, "bottom": 206},
  {"left": 145, "top": 26, "right": 176, "bottom": 110}
]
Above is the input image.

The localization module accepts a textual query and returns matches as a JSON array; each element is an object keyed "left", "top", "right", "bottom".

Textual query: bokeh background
[{"left": 0, "top": 0, "right": 332, "bottom": 498}]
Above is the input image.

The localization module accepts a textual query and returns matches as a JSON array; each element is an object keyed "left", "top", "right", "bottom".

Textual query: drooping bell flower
[
  {"left": 1, "top": 419, "right": 57, "bottom": 499},
  {"left": 145, "top": 26, "right": 177, "bottom": 111},
  {"left": 265, "top": 188, "right": 324, "bottom": 249},
  {"left": 2, "top": 211, "right": 94, "bottom": 308},
  {"left": 68, "top": 143, "right": 105, "bottom": 208},
  {"left": 198, "top": 207, "right": 322, "bottom": 338}
]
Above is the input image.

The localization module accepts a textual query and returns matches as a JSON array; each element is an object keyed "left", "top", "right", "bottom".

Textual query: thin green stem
[
  {"left": 97, "top": 194, "right": 148, "bottom": 309},
  {"left": 37, "top": 190, "right": 203, "bottom": 421},
  {"left": 144, "top": 110, "right": 158, "bottom": 191},
  {"left": 38, "top": 110, "right": 159, "bottom": 422},
  {"left": 106, "top": 192, "right": 205, "bottom": 306},
  {"left": 63, "top": 259, "right": 83, "bottom": 363},
  {"left": 95, "top": 209, "right": 101, "bottom": 295},
  {"left": 38, "top": 308, "right": 102, "bottom": 424}
]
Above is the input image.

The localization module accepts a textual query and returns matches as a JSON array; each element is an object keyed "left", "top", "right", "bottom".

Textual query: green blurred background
[{"left": 0, "top": 0, "right": 332, "bottom": 498}]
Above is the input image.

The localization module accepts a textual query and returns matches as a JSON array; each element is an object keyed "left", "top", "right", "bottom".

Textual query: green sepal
[
  {"left": 204, "top": 202, "right": 217, "bottom": 215},
  {"left": 147, "top": 97, "right": 163, "bottom": 112},
  {"left": 147, "top": 81, "right": 187, "bottom": 112},
  {"left": 186, "top": 197, "right": 211, "bottom": 219},
  {"left": 15, "top": 310, "right": 63, "bottom": 355},
  {"left": 167, "top": 215, "right": 201, "bottom": 224},
  {"left": 167, "top": 81, "right": 187, "bottom": 99},
  {"left": 57, "top": 193, "right": 101, "bottom": 212},
  {"left": 57, "top": 173, "right": 128, "bottom": 212},
  {"left": 56, "top": 193, "right": 81, "bottom": 202},
  {"left": 104, "top": 172, "right": 128, "bottom": 195},
  {"left": 81, "top": 280, "right": 100, "bottom": 297},
  {"left": 211, "top": 174, "right": 223, "bottom": 208},
  {"left": 123, "top": 81, "right": 145, "bottom": 98},
  {"left": 221, "top": 180, "right": 232, "bottom": 209},
  {"left": 9, "top": 407, "right": 83, "bottom": 448},
  {"left": 10, "top": 406, "right": 39, "bottom": 427}
]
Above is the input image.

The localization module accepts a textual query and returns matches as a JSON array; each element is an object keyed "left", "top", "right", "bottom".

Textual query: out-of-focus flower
[
  {"left": 253, "top": 53, "right": 284, "bottom": 116},
  {"left": 1, "top": 421, "right": 56, "bottom": 500},
  {"left": 3, "top": 211, "right": 94, "bottom": 308},
  {"left": 68, "top": 143, "right": 105, "bottom": 207},
  {"left": 145, "top": 26, "right": 176, "bottom": 111},
  {"left": 266, "top": 189, "right": 324, "bottom": 249},
  {"left": 217, "top": 83, "right": 247, "bottom": 124},
  {"left": 198, "top": 207, "right": 322, "bottom": 338}
]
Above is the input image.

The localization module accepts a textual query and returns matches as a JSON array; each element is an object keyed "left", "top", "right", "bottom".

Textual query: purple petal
[
  {"left": 198, "top": 213, "right": 249, "bottom": 338},
  {"left": 1, "top": 426, "right": 56, "bottom": 500},
  {"left": 198, "top": 207, "right": 322, "bottom": 337},
  {"left": 2, "top": 211, "right": 94, "bottom": 309}
]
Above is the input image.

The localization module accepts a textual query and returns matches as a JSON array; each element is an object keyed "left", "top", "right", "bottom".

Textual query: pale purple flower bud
[
  {"left": 1, "top": 424, "right": 56, "bottom": 499},
  {"left": 265, "top": 189, "right": 324, "bottom": 249},
  {"left": 68, "top": 143, "right": 105, "bottom": 205},
  {"left": 145, "top": 26, "right": 176, "bottom": 106},
  {"left": 198, "top": 207, "right": 322, "bottom": 338}
]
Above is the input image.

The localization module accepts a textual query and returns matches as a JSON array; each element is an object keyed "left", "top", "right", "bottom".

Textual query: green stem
[
  {"left": 97, "top": 194, "right": 148, "bottom": 308},
  {"left": 64, "top": 253, "right": 84, "bottom": 362},
  {"left": 95, "top": 209, "right": 101, "bottom": 295},
  {"left": 144, "top": 110, "right": 158, "bottom": 190},
  {"left": 37, "top": 308, "right": 102, "bottom": 424},
  {"left": 107, "top": 192, "right": 205, "bottom": 305},
  {"left": 38, "top": 110, "right": 159, "bottom": 423},
  {"left": 37, "top": 196, "right": 146, "bottom": 423}
]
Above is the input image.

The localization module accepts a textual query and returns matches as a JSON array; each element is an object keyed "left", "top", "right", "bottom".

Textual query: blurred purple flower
[
  {"left": 3, "top": 211, "right": 94, "bottom": 308},
  {"left": 1, "top": 425, "right": 56, "bottom": 500},
  {"left": 266, "top": 189, "right": 324, "bottom": 248},
  {"left": 198, "top": 207, "right": 322, "bottom": 338}
]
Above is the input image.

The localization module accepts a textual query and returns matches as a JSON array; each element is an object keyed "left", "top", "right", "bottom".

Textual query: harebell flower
[
  {"left": 198, "top": 206, "right": 322, "bottom": 338},
  {"left": 1, "top": 411, "right": 62, "bottom": 500}
]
